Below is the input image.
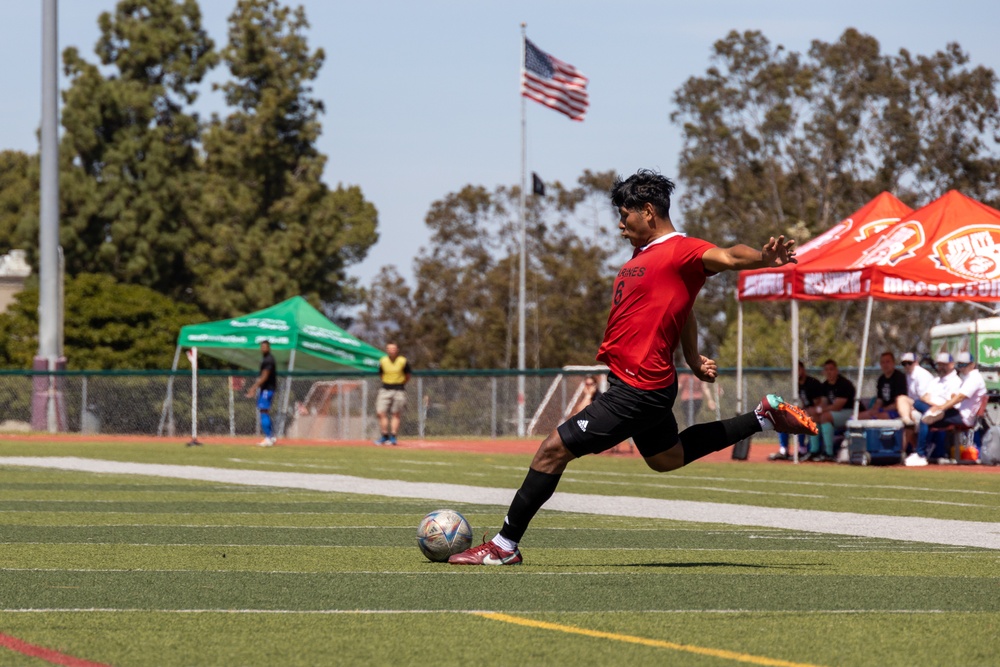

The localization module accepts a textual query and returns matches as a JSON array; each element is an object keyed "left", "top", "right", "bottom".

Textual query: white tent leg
[
  {"left": 228, "top": 376, "right": 235, "bottom": 437},
  {"left": 854, "top": 296, "right": 875, "bottom": 420},
  {"left": 362, "top": 379, "right": 369, "bottom": 441},
  {"left": 188, "top": 347, "right": 200, "bottom": 446},
  {"left": 158, "top": 345, "right": 182, "bottom": 436},
  {"left": 279, "top": 348, "right": 296, "bottom": 438},
  {"left": 736, "top": 300, "right": 744, "bottom": 414},
  {"left": 791, "top": 300, "right": 800, "bottom": 464}
]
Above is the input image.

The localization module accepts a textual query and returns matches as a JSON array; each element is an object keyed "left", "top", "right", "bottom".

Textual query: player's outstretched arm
[
  {"left": 702, "top": 236, "right": 797, "bottom": 273},
  {"left": 680, "top": 313, "right": 717, "bottom": 382}
]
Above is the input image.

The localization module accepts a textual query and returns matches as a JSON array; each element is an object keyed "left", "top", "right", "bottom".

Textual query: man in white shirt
[
  {"left": 905, "top": 352, "right": 964, "bottom": 466},
  {"left": 895, "top": 352, "right": 936, "bottom": 426},
  {"left": 922, "top": 351, "right": 987, "bottom": 428}
]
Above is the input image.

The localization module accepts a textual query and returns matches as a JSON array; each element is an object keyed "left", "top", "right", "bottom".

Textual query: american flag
[{"left": 522, "top": 38, "right": 589, "bottom": 121}]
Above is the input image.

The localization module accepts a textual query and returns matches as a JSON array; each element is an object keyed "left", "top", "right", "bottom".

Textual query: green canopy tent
[{"left": 159, "top": 296, "right": 383, "bottom": 441}]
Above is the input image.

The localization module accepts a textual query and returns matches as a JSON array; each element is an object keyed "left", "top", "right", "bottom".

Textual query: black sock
[
  {"left": 680, "top": 412, "right": 762, "bottom": 465},
  {"left": 498, "top": 468, "right": 562, "bottom": 543}
]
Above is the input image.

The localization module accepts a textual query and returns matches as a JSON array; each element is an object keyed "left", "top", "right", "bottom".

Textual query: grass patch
[{"left": 0, "top": 439, "right": 997, "bottom": 666}]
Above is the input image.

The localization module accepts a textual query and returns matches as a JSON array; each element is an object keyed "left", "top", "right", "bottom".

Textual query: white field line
[
  {"left": 499, "top": 465, "right": 1000, "bottom": 496},
  {"left": 573, "top": 476, "right": 996, "bottom": 508},
  {"left": 7, "top": 543, "right": 931, "bottom": 551},
  {"left": 0, "top": 568, "right": 629, "bottom": 575},
  {"left": 1, "top": 456, "right": 999, "bottom": 550},
  {"left": 0, "top": 608, "right": 968, "bottom": 615},
  {"left": 563, "top": 477, "right": 829, "bottom": 499},
  {"left": 0, "top": 524, "right": 987, "bottom": 547},
  {"left": 208, "top": 460, "right": 1000, "bottom": 499},
  {"left": 0, "top": 545, "right": 973, "bottom": 555},
  {"left": 0, "top": 523, "right": 964, "bottom": 535},
  {"left": 0, "top": 524, "right": 419, "bottom": 529},
  {"left": 225, "top": 459, "right": 344, "bottom": 470}
]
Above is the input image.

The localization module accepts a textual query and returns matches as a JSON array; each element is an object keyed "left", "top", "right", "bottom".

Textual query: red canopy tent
[
  {"left": 734, "top": 193, "right": 913, "bottom": 420},
  {"left": 738, "top": 192, "right": 914, "bottom": 301},
  {"left": 786, "top": 191, "right": 1000, "bottom": 427},
  {"left": 796, "top": 190, "right": 1000, "bottom": 302}
]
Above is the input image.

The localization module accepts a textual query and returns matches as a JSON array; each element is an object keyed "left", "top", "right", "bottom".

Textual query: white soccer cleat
[
  {"left": 258, "top": 438, "right": 274, "bottom": 447},
  {"left": 904, "top": 453, "right": 928, "bottom": 467}
]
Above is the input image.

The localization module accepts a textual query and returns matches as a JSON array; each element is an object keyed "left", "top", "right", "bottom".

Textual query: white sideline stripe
[
  {"left": 0, "top": 524, "right": 419, "bottom": 529},
  {"left": 499, "top": 465, "right": 1000, "bottom": 496},
  {"left": 564, "top": 477, "right": 1000, "bottom": 507},
  {"left": 0, "top": 543, "right": 969, "bottom": 554},
  {"left": 0, "top": 608, "right": 963, "bottom": 615},
  {"left": 564, "top": 477, "right": 830, "bottom": 499},
  {"left": 225, "top": 458, "right": 344, "bottom": 470},
  {"left": 0, "top": 523, "right": 979, "bottom": 540},
  {"left": 0, "top": 568, "right": 623, "bottom": 575},
  {"left": 2, "top": 457, "right": 999, "bottom": 550}
]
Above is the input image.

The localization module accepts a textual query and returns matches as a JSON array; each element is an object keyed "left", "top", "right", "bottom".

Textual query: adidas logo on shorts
[{"left": 577, "top": 419, "right": 588, "bottom": 432}]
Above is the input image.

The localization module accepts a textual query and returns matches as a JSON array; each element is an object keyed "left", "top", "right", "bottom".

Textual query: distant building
[{"left": 0, "top": 250, "right": 31, "bottom": 313}]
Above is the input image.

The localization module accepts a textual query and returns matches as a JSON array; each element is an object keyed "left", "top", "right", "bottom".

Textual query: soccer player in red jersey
[{"left": 449, "top": 170, "right": 816, "bottom": 566}]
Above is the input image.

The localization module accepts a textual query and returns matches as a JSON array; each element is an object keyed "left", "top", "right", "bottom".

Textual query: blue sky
[{"left": 2, "top": 1, "right": 998, "bottom": 288}]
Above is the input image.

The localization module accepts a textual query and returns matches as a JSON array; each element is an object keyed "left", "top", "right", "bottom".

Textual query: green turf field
[{"left": 0, "top": 439, "right": 997, "bottom": 666}]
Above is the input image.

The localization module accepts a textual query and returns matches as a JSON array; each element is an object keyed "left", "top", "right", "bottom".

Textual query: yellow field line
[{"left": 472, "top": 612, "right": 824, "bottom": 667}]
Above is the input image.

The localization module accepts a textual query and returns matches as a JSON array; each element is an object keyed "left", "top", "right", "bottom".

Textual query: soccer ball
[{"left": 416, "top": 509, "right": 473, "bottom": 562}]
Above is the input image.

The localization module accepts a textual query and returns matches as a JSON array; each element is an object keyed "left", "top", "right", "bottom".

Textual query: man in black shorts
[{"left": 448, "top": 170, "right": 817, "bottom": 566}]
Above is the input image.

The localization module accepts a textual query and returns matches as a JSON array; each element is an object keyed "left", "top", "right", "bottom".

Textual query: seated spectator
[
  {"left": 896, "top": 352, "right": 936, "bottom": 427},
  {"left": 770, "top": 361, "right": 823, "bottom": 460},
  {"left": 804, "top": 359, "right": 855, "bottom": 462},
  {"left": 922, "top": 350, "right": 986, "bottom": 423},
  {"left": 858, "top": 351, "right": 908, "bottom": 420},
  {"left": 904, "top": 352, "right": 963, "bottom": 466}
]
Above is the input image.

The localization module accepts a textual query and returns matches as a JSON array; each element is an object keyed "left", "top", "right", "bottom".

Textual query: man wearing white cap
[
  {"left": 896, "top": 352, "right": 935, "bottom": 426},
  {"left": 922, "top": 351, "right": 986, "bottom": 427},
  {"left": 904, "top": 352, "right": 963, "bottom": 466}
]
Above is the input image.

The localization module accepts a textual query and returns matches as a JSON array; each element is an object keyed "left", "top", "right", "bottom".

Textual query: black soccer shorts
[{"left": 557, "top": 373, "right": 679, "bottom": 459}]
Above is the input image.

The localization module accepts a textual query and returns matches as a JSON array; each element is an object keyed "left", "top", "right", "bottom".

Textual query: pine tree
[
  {"left": 58, "top": 0, "right": 217, "bottom": 298},
  {"left": 190, "top": 0, "right": 377, "bottom": 318}
]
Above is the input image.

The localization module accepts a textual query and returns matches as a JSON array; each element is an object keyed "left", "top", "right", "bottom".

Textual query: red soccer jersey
[{"left": 596, "top": 233, "right": 716, "bottom": 390}]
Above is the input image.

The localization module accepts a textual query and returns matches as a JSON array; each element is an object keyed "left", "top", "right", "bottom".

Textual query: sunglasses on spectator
[{"left": 902, "top": 361, "right": 914, "bottom": 366}]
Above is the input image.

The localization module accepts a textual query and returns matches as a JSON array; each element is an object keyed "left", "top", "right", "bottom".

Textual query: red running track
[{"left": 1, "top": 432, "right": 997, "bottom": 471}]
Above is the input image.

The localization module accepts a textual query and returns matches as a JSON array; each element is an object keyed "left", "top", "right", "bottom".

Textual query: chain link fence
[{"left": 0, "top": 368, "right": 881, "bottom": 440}]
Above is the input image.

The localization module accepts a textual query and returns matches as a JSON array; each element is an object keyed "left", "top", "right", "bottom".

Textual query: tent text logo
[
  {"left": 803, "top": 271, "right": 862, "bottom": 295},
  {"left": 796, "top": 219, "right": 852, "bottom": 256},
  {"left": 853, "top": 217, "right": 904, "bottom": 242},
  {"left": 742, "top": 273, "right": 786, "bottom": 297},
  {"left": 848, "top": 222, "right": 924, "bottom": 268},
  {"left": 931, "top": 225, "right": 1000, "bottom": 282}
]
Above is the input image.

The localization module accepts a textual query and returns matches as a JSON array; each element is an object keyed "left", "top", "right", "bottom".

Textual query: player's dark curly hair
[{"left": 610, "top": 169, "right": 675, "bottom": 219}]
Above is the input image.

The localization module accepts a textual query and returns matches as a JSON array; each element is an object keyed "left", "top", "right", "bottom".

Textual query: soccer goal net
[{"left": 526, "top": 365, "right": 609, "bottom": 436}]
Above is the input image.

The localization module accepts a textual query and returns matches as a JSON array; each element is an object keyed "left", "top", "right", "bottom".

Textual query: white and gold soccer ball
[{"left": 416, "top": 509, "right": 473, "bottom": 562}]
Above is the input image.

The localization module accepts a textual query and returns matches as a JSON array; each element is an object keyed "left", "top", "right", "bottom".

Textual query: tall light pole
[{"left": 35, "top": 0, "right": 62, "bottom": 432}]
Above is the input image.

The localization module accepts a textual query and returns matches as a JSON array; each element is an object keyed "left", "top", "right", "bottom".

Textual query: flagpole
[{"left": 517, "top": 23, "right": 527, "bottom": 437}]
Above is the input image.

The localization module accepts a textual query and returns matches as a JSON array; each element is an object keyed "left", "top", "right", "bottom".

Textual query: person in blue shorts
[{"left": 246, "top": 340, "right": 278, "bottom": 447}]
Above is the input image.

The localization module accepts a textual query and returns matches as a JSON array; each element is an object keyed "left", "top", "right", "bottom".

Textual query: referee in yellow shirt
[{"left": 375, "top": 342, "right": 412, "bottom": 445}]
